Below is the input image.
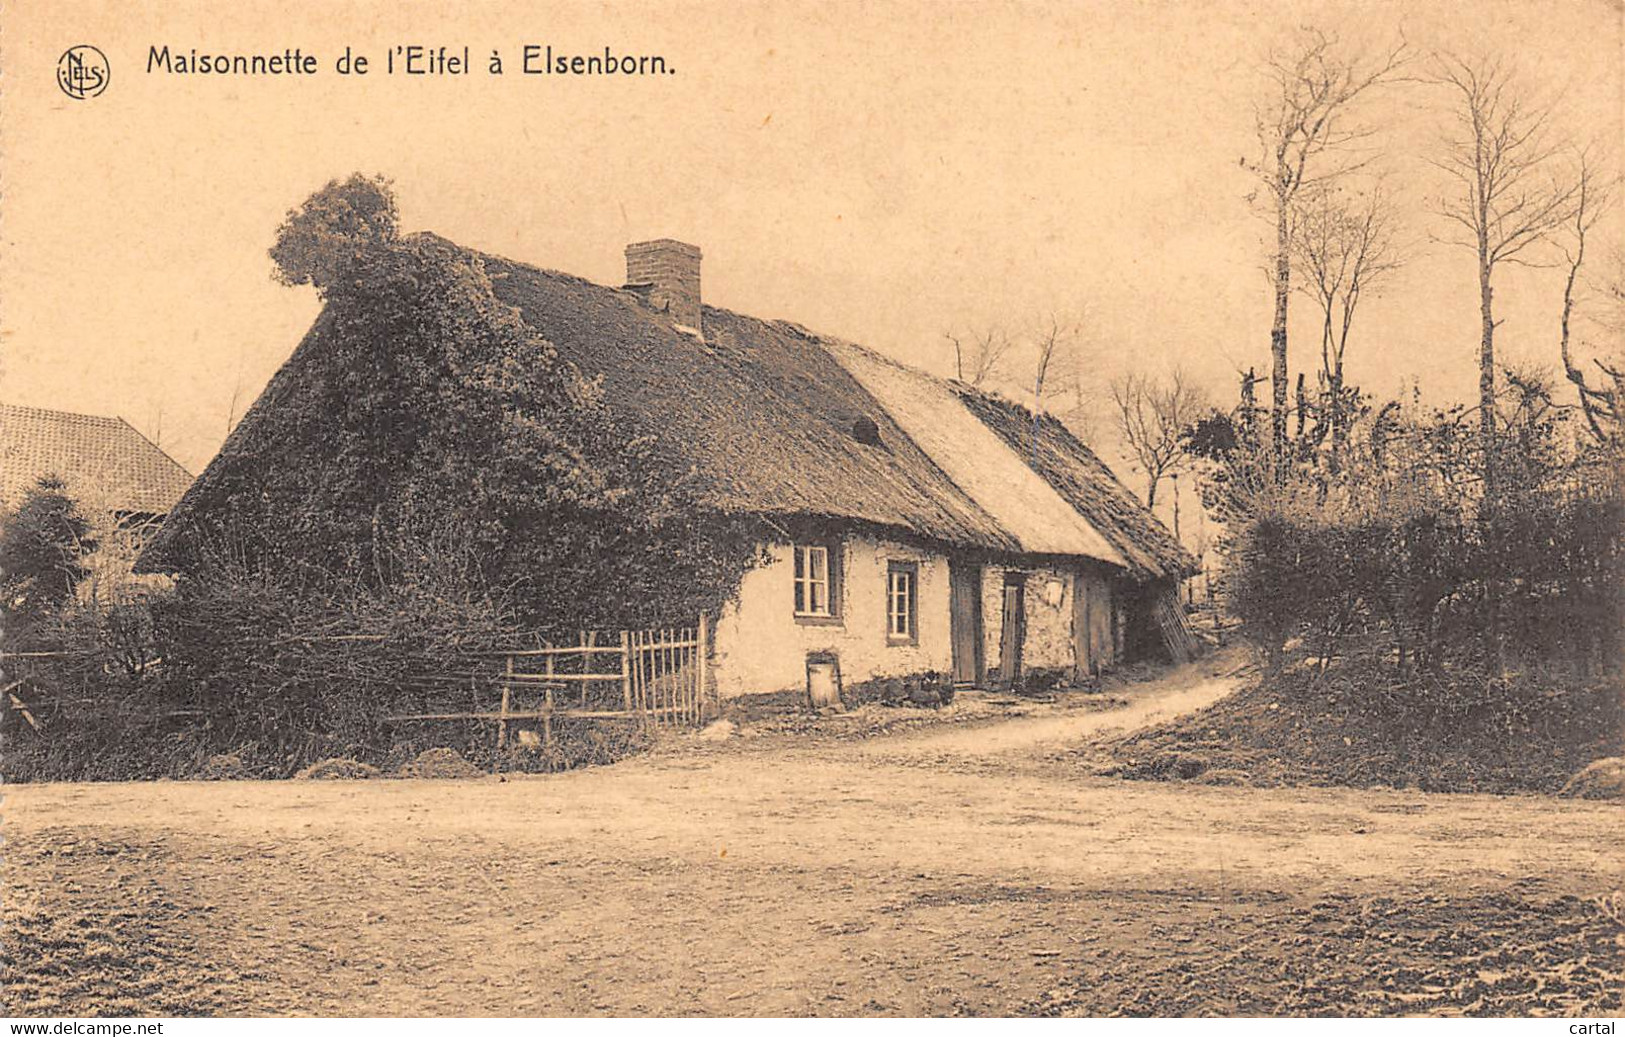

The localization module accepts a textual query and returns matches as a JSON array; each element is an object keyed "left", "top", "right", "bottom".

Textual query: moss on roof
[{"left": 479, "top": 250, "right": 1018, "bottom": 550}]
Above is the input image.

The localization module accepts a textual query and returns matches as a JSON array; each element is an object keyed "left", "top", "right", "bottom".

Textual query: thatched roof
[
  {"left": 478, "top": 250, "right": 1017, "bottom": 551},
  {"left": 822, "top": 342, "right": 1193, "bottom": 579},
  {"left": 142, "top": 234, "right": 1191, "bottom": 580},
  {"left": 0, "top": 402, "right": 193, "bottom": 516},
  {"left": 957, "top": 391, "right": 1198, "bottom": 579}
]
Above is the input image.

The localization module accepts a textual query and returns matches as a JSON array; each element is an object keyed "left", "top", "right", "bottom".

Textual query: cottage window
[
  {"left": 794, "top": 544, "right": 834, "bottom": 617},
  {"left": 887, "top": 562, "right": 918, "bottom": 643}
]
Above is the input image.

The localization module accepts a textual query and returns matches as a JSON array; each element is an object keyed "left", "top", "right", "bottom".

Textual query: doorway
[
  {"left": 997, "top": 572, "right": 1026, "bottom": 687},
  {"left": 949, "top": 558, "right": 983, "bottom": 684},
  {"left": 1072, "top": 567, "right": 1114, "bottom": 680}
]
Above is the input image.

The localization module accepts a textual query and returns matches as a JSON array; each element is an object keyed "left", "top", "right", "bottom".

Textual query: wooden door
[
  {"left": 1073, "top": 568, "right": 1114, "bottom": 679},
  {"left": 949, "top": 559, "right": 983, "bottom": 684},
  {"left": 807, "top": 656, "right": 842, "bottom": 708},
  {"left": 1073, "top": 570, "right": 1092, "bottom": 682},
  {"left": 997, "top": 574, "right": 1025, "bottom": 686}
]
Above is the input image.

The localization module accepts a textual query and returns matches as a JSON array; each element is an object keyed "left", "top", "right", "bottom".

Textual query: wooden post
[
  {"left": 631, "top": 629, "right": 644, "bottom": 727},
  {"left": 620, "top": 630, "right": 633, "bottom": 710},
  {"left": 644, "top": 629, "right": 653, "bottom": 722},
  {"left": 698, "top": 612, "right": 710, "bottom": 722},
  {"left": 543, "top": 685, "right": 555, "bottom": 749},
  {"left": 583, "top": 630, "right": 596, "bottom": 706},
  {"left": 664, "top": 628, "right": 674, "bottom": 722},
  {"left": 498, "top": 654, "right": 514, "bottom": 749},
  {"left": 643, "top": 629, "right": 654, "bottom": 728}
]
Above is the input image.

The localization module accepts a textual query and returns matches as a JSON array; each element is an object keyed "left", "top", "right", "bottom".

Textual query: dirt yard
[{"left": 4, "top": 657, "right": 1621, "bottom": 1017}]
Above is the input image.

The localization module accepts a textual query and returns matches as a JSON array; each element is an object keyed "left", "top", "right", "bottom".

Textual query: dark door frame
[
  {"left": 998, "top": 571, "right": 1026, "bottom": 688},
  {"left": 949, "top": 557, "right": 984, "bottom": 685},
  {"left": 1073, "top": 567, "right": 1093, "bottom": 683}
]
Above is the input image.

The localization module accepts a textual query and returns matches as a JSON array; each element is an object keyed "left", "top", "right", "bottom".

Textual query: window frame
[
  {"left": 793, "top": 541, "right": 843, "bottom": 624},
  {"left": 886, "top": 560, "right": 919, "bottom": 645}
]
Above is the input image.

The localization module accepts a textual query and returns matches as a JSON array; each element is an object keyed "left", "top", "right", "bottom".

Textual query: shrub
[
  {"left": 0, "top": 549, "right": 674, "bottom": 782},
  {"left": 0, "top": 476, "right": 97, "bottom": 643},
  {"left": 1207, "top": 391, "right": 1623, "bottom": 682}
]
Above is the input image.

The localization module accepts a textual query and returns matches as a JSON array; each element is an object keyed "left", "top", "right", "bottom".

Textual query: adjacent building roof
[
  {"left": 142, "top": 234, "right": 1194, "bottom": 579},
  {"left": 0, "top": 403, "right": 194, "bottom": 516}
]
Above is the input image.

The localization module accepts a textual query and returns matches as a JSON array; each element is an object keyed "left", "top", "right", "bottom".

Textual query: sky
[{"left": 2, "top": 0, "right": 1620, "bottom": 525}]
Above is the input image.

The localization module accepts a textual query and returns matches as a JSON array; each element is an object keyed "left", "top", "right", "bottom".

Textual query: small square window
[{"left": 887, "top": 561, "right": 918, "bottom": 643}]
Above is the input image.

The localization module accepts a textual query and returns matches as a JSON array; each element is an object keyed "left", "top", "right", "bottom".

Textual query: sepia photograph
[{"left": 1, "top": 0, "right": 1621, "bottom": 1023}]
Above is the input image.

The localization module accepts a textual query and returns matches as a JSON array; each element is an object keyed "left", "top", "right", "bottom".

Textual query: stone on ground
[{"left": 1559, "top": 757, "right": 1624, "bottom": 800}]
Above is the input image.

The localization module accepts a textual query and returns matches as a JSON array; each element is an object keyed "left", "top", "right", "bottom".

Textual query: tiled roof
[{"left": 0, "top": 403, "right": 194, "bottom": 515}]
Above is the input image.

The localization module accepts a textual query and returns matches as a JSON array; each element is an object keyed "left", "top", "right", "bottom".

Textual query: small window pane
[
  {"left": 887, "top": 567, "right": 914, "bottom": 638},
  {"left": 794, "top": 544, "right": 833, "bottom": 617}
]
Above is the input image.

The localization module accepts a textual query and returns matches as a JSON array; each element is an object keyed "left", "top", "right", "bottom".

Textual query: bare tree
[
  {"left": 1041, "top": 353, "right": 1103, "bottom": 444},
  {"left": 1110, "top": 367, "right": 1209, "bottom": 509},
  {"left": 1292, "top": 180, "right": 1405, "bottom": 456},
  {"left": 1248, "top": 28, "right": 1408, "bottom": 463},
  {"left": 1029, "top": 314, "right": 1079, "bottom": 415},
  {"left": 1017, "top": 314, "right": 1088, "bottom": 459},
  {"left": 943, "top": 326, "right": 1012, "bottom": 388},
  {"left": 1556, "top": 149, "right": 1621, "bottom": 444},
  {"left": 1431, "top": 54, "right": 1581, "bottom": 486},
  {"left": 947, "top": 316, "right": 1101, "bottom": 443}
]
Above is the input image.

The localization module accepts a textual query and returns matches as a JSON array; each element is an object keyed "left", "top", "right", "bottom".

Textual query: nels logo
[{"left": 57, "top": 45, "right": 110, "bottom": 100}]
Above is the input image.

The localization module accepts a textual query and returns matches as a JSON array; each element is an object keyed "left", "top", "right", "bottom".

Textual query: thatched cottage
[{"left": 143, "top": 237, "right": 1193, "bottom": 699}]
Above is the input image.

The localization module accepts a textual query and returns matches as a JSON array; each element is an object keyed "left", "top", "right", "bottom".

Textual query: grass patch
[
  {"left": 1029, "top": 887, "right": 1625, "bottom": 1017},
  {"left": 1093, "top": 658, "right": 1623, "bottom": 794}
]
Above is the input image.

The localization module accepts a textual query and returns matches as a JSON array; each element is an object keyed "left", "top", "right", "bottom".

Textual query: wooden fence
[
  {"left": 4, "top": 619, "right": 714, "bottom": 748},
  {"left": 384, "top": 614, "right": 712, "bottom": 748}
]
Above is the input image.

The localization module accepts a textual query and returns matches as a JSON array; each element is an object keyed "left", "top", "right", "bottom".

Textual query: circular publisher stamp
[{"left": 57, "top": 45, "right": 110, "bottom": 100}]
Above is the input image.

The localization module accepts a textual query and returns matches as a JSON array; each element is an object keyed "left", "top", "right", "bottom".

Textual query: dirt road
[
  {"left": 5, "top": 664, "right": 1621, "bottom": 1016},
  {"left": 846, "top": 655, "right": 1247, "bottom": 767}
]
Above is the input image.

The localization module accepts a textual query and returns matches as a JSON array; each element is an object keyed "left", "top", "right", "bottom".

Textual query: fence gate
[
  {"left": 1152, "top": 590, "right": 1199, "bottom": 664},
  {"left": 386, "top": 614, "right": 712, "bottom": 750},
  {"left": 624, "top": 621, "right": 708, "bottom": 729}
]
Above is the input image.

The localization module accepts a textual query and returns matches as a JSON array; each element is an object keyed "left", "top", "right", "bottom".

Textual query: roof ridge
[
  {"left": 454, "top": 234, "right": 1170, "bottom": 572},
  {"left": 450, "top": 237, "right": 965, "bottom": 390},
  {"left": 1, "top": 401, "right": 125, "bottom": 425}
]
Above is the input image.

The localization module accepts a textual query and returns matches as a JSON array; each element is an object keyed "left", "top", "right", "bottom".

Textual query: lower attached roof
[{"left": 825, "top": 341, "right": 1127, "bottom": 568}]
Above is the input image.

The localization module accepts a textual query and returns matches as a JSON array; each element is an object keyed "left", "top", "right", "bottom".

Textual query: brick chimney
[{"left": 624, "top": 239, "right": 702, "bottom": 333}]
